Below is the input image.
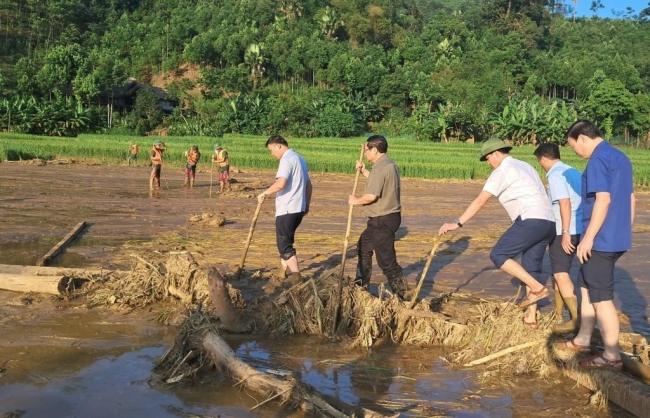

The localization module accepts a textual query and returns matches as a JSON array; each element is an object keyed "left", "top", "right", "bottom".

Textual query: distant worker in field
[
  {"left": 149, "top": 139, "right": 167, "bottom": 190},
  {"left": 438, "top": 138, "right": 555, "bottom": 328},
  {"left": 212, "top": 143, "right": 231, "bottom": 193},
  {"left": 349, "top": 135, "right": 409, "bottom": 300},
  {"left": 128, "top": 142, "right": 138, "bottom": 166},
  {"left": 183, "top": 145, "right": 201, "bottom": 187},
  {"left": 534, "top": 142, "right": 582, "bottom": 334},
  {"left": 258, "top": 135, "right": 312, "bottom": 284}
]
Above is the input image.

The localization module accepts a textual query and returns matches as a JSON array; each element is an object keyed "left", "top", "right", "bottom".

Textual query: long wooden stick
[
  {"left": 408, "top": 236, "right": 444, "bottom": 309},
  {"left": 209, "top": 160, "right": 214, "bottom": 197},
  {"left": 331, "top": 144, "right": 365, "bottom": 336},
  {"left": 235, "top": 199, "right": 264, "bottom": 280},
  {"left": 37, "top": 221, "right": 87, "bottom": 266},
  {"left": 464, "top": 340, "right": 543, "bottom": 367}
]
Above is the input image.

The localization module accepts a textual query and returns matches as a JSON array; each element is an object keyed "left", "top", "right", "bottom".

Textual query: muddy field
[{"left": 1, "top": 161, "right": 649, "bottom": 417}]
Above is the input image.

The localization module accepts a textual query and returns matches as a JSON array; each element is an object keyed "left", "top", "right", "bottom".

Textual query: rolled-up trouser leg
[{"left": 276, "top": 212, "right": 306, "bottom": 262}]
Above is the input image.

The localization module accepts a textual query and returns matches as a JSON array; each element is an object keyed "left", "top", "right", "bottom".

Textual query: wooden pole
[
  {"left": 332, "top": 144, "right": 365, "bottom": 336},
  {"left": 408, "top": 237, "right": 444, "bottom": 309},
  {"left": 209, "top": 160, "right": 214, "bottom": 198},
  {"left": 36, "top": 221, "right": 87, "bottom": 267},
  {"left": 235, "top": 198, "right": 264, "bottom": 280}
]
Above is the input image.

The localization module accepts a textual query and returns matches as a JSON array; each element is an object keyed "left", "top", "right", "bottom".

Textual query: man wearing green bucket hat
[
  {"left": 212, "top": 143, "right": 231, "bottom": 193},
  {"left": 438, "top": 137, "right": 556, "bottom": 328}
]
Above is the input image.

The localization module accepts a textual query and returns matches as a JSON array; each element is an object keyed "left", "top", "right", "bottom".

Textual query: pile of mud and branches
[{"left": 76, "top": 252, "right": 650, "bottom": 416}]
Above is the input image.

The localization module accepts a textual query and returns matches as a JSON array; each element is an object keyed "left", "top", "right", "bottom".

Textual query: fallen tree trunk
[
  {"left": 563, "top": 365, "right": 650, "bottom": 418},
  {"left": 202, "top": 331, "right": 396, "bottom": 418},
  {"left": 0, "top": 273, "right": 67, "bottom": 295},
  {"left": 0, "top": 264, "right": 116, "bottom": 295},
  {"left": 37, "top": 221, "right": 87, "bottom": 266},
  {"left": 0, "top": 264, "right": 111, "bottom": 277},
  {"left": 206, "top": 267, "right": 250, "bottom": 333}
]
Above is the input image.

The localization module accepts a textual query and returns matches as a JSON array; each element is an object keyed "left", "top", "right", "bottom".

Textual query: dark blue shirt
[{"left": 582, "top": 141, "right": 633, "bottom": 252}]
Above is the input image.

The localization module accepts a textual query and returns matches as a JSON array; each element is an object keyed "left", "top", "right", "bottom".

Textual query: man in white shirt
[
  {"left": 535, "top": 143, "right": 582, "bottom": 334},
  {"left": 258, "top": 135, "right": 312, "bottom": 284},
  {"left": 439, "top": 138, "right": 556, "bottom": 328}
]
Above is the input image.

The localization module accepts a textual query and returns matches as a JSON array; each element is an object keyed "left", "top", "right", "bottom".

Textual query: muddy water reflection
[{"left": 0, "top": 331, "right": 628, "bottom": 418}]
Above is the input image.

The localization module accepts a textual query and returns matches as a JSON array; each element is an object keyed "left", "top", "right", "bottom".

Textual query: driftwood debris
[
  {"left": 202, "top": 331, "right": 396, "bottom": 418},
  {"left": 0, "top": 264, "right": 109, "bottom": 295},
  {"left": 37, "top": 221, "right": 87, "bottom": 266},
  {"left": 206, "top": 267, "right": 250, "bottom": 333},
  {"left": 464, "top": 340, "right": 544, "bottom": 367}
]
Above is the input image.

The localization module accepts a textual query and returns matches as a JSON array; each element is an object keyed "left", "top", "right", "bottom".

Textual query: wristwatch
[
  {"left": 454, "top": 218, "right": 463, "bottom": 227},
  {"left": 561, "top": 229, "right": 570, "bottom": 235}
]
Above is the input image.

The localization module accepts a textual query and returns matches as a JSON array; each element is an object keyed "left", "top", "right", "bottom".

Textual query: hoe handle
[
  {"left": 408, "top": 237, "right": 444, "bottom": 309},
  {"left": 236, "top": 198, "right": 264, "bottom": 280},
  {"left": 332, "top": 144, "right": 365, "bottom": 336}
]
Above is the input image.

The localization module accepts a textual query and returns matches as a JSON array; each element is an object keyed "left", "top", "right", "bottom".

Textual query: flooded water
[
  {"left": 0, "top": 163, "right": 646, "bottom": 417},
  {"left": 0, "top": 298, "right": 626, "bottom": 418},
  {"left": 0, "top": 336, "right": 608, "bottom": 418}
]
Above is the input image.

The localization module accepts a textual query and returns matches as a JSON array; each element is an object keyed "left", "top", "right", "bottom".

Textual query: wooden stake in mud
[
  {"left": 408, "top": 236, "right": 444, "bottom": 309},
  {"left": 332, "top": 144, "right": 365, "bottom": 335},
  {"left": 235, "top": 198, "right": 264, "bottom": 280},
  {"left": 37, "top": 221, "right": 87, "bottom": 267},
  {"left": 209, "top": 160, "right": 214, "bottom": 198}
]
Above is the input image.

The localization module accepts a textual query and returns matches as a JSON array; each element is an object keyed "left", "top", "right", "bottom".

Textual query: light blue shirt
[
  {"left": 275, "top": 149, "right": 310, "bottom": 216},
  {"left": 546, "top": 160, "right": 582, "bottom": 235}
]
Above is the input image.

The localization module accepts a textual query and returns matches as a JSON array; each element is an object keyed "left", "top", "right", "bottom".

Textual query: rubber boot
[
  {"left": 553, "top": 288, "right": 565, "bottom": 324},
  {"left": 355, "top": 252, "right": 373, "bottom": 288},
  {"left": 288, "top": 272, "right": 302, "bottom": 285},
  {"left": 279, "top": 259, "right": 288, "bottom": 279},
  {"left": 386, "top": 271, "right": 409, "bottom": 300},
  {"left": 552, "top": 296, "right": 579, "bottom": 334}
]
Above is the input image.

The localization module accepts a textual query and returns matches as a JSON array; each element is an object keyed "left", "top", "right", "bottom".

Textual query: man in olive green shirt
[{"left": 349, "top": 135, "right": 408, "bottom": 299}]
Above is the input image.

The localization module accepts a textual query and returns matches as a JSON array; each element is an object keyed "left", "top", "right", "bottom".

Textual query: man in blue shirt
[
  {"left": 535, "top": 143, "right": 582, "bottom": 334},
  {"left": 555, "top": 120, "right": 635, "bottom": 371}
]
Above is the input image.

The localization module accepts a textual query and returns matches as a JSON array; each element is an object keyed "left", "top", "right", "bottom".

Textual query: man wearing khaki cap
[{"left": 438, "top": 138, "right": 556, "bottom": 328}]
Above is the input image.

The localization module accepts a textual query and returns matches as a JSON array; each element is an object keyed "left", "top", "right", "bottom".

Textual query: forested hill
[{"left": 1, "top": 0, "right": 650, "bottom": 141}]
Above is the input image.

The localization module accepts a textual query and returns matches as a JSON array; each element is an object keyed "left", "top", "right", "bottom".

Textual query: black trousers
[
  {"left": 276, "top": 211, "right": 306, "bottom": 259},
  {"left": 358, "top": 212, "right": 402, "bottom": 277}
]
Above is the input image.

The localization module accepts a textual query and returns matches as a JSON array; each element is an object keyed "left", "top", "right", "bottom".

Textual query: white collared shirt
[{"left": 483, "top": 156, "right": 554, "bottom": 222}]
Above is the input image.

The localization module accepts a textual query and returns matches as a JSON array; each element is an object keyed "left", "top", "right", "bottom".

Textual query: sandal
[
  {"left": 553, "top": 338, "right": 591, "bottom": 354},
  {"left": 517, "top": 287, "right": 549, "bottom": 309},
  {"left": 579, "top": 353, "right": 623, "bottom": 371},
  {"left": 522, "top": 316, "right": 538, "bottom": 330}
]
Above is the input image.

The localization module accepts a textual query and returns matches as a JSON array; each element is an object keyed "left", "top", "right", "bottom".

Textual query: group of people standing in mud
[
  {"left": 255, "top": 120, "right": 634, "bottom": 374},
  {"left": 132, "top": 119, "right": 634, "bottom": 373},
  {"left": 128, "top": 140, "right": 232, "bottom": 192},
  {"left": 442, "top": 119, "right": 635, "bottom": 372}
]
